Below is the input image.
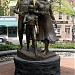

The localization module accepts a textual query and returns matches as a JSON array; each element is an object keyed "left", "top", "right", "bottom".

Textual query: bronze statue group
[{"left": 14, "top": 0, "right": 58, "bottom": 55}]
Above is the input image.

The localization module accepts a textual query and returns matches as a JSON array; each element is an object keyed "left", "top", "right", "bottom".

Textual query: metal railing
[
  {"left": 0, "top": 49, "right": 74, "bottom": 62},
  {"left": 49, "top": 48, "right": 75, "bottom": 53},
  {"left": 0, "top": 50, "right": 17, "bottom": 56},
  {"left": 0, "top": 49, "right": 75, "bottom": 56}
]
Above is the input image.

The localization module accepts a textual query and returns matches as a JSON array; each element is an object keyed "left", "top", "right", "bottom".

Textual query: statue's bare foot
[
  {"left": 44, "top": 50, "right": 49, "bottom": 55},
  {"left": 41, "top": 49, "right": 49, "bottom": 55},
  {"left": 26, "top": 48, "right": 29, "bottom": 51},
  {"left": 31, "top": 45, "right": 34, "bottom": 48},
  {"left": 41, "top": 50, "right": 44, "bottom": 52},
  {"left": 18, "top": 44, "right": 23, "bottom": 50},
  {"left": 19, "top": 46, "right": 22, "bottom": 50}
]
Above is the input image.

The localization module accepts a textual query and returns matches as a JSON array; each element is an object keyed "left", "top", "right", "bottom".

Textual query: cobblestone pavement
[{"left": 0, "top": 57, "right": 75, "bottom": 75}]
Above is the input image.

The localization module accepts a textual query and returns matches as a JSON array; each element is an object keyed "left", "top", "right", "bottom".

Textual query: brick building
[
  {"left": 53, "top": 0, "right": 74, "bottom": 42},
  {"left": 54, "top": 11, "right": 73, "bottom": 42}
]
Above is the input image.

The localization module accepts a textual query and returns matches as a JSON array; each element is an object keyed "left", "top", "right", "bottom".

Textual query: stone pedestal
[
  {"left": 14, "top": 55, "right": 60, "bottom": 75},
  {"left": 14, "top": 47, "right": 60, "bottom": 75}
]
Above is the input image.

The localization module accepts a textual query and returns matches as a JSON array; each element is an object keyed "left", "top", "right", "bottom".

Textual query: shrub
[
  {"left": 0, "top": 42, "right": 75, "bottom": 51},
  {"left": 0, "top": 44, "right": 19, "bottom": 51}
]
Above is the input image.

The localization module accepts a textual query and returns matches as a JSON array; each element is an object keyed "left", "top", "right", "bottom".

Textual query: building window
[
  {"left": 65, "top": 26, "right": 70, "bottom": 34},
  {"left": 59, "top": 12, "right": 62, "bottom": 19},
  {"left": 56, "top": 25, "right": 61, "bottom": 34},
  {"left": 66, "top": 15, "right": 70, "bottom": 20},
  {"left": 0, "top": 26, "right": 7, "bottom": 35},
  {"left": 8, "top": 27, "right": 17, "bottom": 37}
]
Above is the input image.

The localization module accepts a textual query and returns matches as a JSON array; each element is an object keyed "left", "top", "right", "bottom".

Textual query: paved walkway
[
  {"left": 0, "top": 61, "right": 15, "bottom": 75},
  {"left": 0, "top": 57, "right": 75, "bottom": 75},
  {"left": 60, "top": 57, "right": 75, "bottom": 75}
]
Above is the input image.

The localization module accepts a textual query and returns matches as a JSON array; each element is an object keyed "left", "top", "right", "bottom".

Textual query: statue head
[{"left": 28, "top": 5, "right": 34, "bottom": 13}]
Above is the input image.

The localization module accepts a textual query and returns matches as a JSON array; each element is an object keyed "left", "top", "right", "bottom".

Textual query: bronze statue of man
[
  {"left": 23, "top": 5, "right": 38, "bottom": 55},
  {"left": 35, "top": 0, "right": 58, "bottom": 54},
  {"left": 14, "top": 0, "right": 28, "bottom": 49},
  {"left": 14, "top": 0, "right": 34, "bottom": 49}
]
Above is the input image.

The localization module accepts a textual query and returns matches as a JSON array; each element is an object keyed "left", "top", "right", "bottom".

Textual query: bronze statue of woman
[{"left": 35, "top": 0, "right": 58, "bottom": 54}]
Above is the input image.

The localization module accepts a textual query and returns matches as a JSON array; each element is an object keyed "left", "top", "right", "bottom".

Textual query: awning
[
  {"left": 0, "top": 21, "right": 18, "bottom": 27},
  {"left": 0, "top": 16, "right": 18, "bottom": 27}
]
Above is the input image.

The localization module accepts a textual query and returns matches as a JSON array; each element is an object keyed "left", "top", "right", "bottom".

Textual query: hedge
[
  {"left": 0, "top": 42, "right": 75, "bottom": 51},
  {"left": 0, "top": 44, "right": 19, "bottom": 51}
]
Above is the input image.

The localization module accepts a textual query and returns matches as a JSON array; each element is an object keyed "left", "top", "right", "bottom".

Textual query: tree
[
  {"left": 3, "top": 0, "right": 10, "bottom": 15},
  {"left": 0, "top": 0, "right": 4, "bottom": 16},
  {"left": 0, "top": 6, "right": 4, "bottom": 16},
  {"left": 51, "top": 0, "right": 75, "bottom": 16},
  {"left": 2, "top": 0, "right": 17, "bottom": 16}
]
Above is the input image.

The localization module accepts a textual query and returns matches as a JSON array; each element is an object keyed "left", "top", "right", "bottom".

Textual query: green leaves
[
  {"left": 49, "top": 43, "right": 75, "bottom": 49},
  {"left": 52, "top": 0, "right": 75, "bottom": 16},
  {"left": 0, "top": 44, "right": 19, "bottom": 51},
  {"left": 0, "top": 6, "right": 4, "bottom": 16}
]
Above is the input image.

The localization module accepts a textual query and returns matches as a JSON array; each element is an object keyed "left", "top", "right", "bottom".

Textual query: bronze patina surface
[{"left": 17, "top": 47, "right": 56, "bottom": 61}]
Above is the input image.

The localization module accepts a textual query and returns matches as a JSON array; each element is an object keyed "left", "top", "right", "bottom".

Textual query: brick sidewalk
[
  {"left": 60, "top": 57, "right": 75, "bottom": 75},
  {"left": 0, "top": 61, "right": 15, "bottom": 75},
  {"left": 0, "top": 57, "right": 75, "bottom": 75}
]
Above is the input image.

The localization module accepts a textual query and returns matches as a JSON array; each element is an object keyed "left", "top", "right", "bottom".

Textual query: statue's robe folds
[
  {"left": 35, "top": 0, "right": 58, "bottom": 42},
  {"left": 36, "top": 14, "right": 58, "bottom": 42}
]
